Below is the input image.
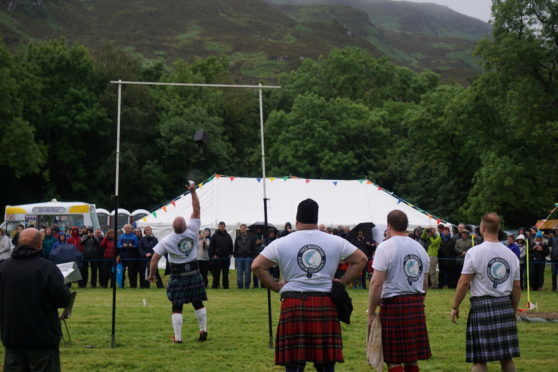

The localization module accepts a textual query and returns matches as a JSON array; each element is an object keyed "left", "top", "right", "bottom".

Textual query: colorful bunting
[
  {"left": 229, "top": 176, "right": 235, "bottom": 181},
  {"left": 269, "top": 177, "right": 275, "bottom": 182},
  {"left": 162, "top": 206, "right": 167, "bottom": 213},
  {"left": 397, "top": 199, "right": 402, "bottom": 204},
  {"left": 282, "top": 176, "right": 289, "bottom": 181},
  {"left": 436, "top": 219, "right": 441, "bottom": 224},
  {"left": 333, "top": 181, "right": 338, "bottom": 186},
  {"left": 198, "top": 183, "right": 203, "bottom": 188},
  {"left": 171, "top": 200, "right": 176, "bottom": 207},
  {"left": 366, "top": 180, "right": 372, "bottom": 184},
  {"left": 152, "top": 211, "right": 157, "bottom": 218},
  {"left": 305, "top": 179, "right": 310, "bottom": 184},
  {"left": 215, "top": 174, "right": 221, "bottom": 179},
  {"left": 142, "top": 217, "right": 147, "bottom": 222},
  {"left": 358, "top": 179, "right": 364, "bottom": 184},
  {"left": 427, "top": 214, "right": 432, "bottom": 220},
  {"left": 377, "top": 186, "right": 383, "bottom": 191},
  {"left": 256, "top": 178, "right": 262, "bottom": 183}
]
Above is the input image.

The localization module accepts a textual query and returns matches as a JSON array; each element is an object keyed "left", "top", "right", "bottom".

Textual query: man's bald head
[
  {"left": 19, "top": 228, "right": 42, "bottom": 250},
  {"left": 173, "top": 217, "right": 187, "bottom": 234}
]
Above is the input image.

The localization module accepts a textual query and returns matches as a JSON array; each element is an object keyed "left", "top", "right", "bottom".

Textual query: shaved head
[
  {"left": 19, "top": 228, "right": 42, "bottom": 250},
  {"left": 173, "top": 217, "right": 187, "bottom": 234}
]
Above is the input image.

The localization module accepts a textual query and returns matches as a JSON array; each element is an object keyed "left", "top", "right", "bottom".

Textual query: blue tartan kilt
[
  {"left": 466, "top": 296, "right": 520, "bottom": 363},
  {"left": 167, "top": 271, "right": 207, "bottom": 305}
]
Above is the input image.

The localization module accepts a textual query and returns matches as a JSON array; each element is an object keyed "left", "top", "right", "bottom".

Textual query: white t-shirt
[
  {"left": 461, "top": 241, "right": 520, "bottom": 297},
  {"left": 261, "top": 230, "right": 357, "bottom": 294},
  {"left": 153, "top": 219, "right": 200, "bottom": 264},
  {"left": 372, "top": 236, "right": 430, "bottom": 298}
]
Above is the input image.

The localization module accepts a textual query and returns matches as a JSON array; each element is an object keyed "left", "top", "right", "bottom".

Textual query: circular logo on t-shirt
[
  {"left": 403, "top": 254, "right": 423, "bottom": 286},
  {"left": 297, "top": 244, "right": 326, "bottom": 278},
  {"left": 487, "top": 257, "right": 510, "bottom": 289},
  {"left": 177, "top": 237, "right": 195, "bottom": 256}
]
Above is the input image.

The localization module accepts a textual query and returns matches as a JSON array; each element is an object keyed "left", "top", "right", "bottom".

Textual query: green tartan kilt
[{"left": 167, "top": 272, "right": 207, "bottom": 305}]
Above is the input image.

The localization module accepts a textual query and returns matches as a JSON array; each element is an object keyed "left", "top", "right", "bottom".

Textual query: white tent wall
[{"left": 137, "top": 176, "right": 440, "bottom": 239}]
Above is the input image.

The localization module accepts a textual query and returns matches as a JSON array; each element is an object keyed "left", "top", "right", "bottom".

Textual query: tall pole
[
  {"left": 259, "top": 84, "right": 273, "bottom": 349},
  {"left": 111, "top": 80, "right": 122, "bottom": 348}
]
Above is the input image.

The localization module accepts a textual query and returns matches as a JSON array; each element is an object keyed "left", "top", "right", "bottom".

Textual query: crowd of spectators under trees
[{"left": 0, "top": 221, "right": 556, "bottom": 292}]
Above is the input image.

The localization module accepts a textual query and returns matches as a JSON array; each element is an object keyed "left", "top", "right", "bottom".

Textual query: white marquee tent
[{"left": 137, "top": 175, "right": 443, "bottom": 238}]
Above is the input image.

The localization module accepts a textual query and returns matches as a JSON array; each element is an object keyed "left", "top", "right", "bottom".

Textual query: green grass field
[{"left": 2, "top": 271, "right": 557, "bottom": 371}]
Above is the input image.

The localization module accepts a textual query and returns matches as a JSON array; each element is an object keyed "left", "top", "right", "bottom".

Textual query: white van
[{"left": 2, "top": 199, "right": 100, "bottom": 236}]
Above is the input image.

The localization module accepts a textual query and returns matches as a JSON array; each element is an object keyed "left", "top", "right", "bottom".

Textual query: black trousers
[
  {"left": 4, "top": 347, "right": 60, "bottom": 372},
  {"left": 79, "top": 259, "right": 100, "bottom": 288},
  {"left": 531, "top": 261, "right": 546, "bottom": 290},
  {"left": 99, "top": 260, "right": 115, "bottom": 288},
  {"left": 137, "top": 258, "right": 149, "bottom": 288},
  {"left": 211, "top": 259, "right": 230, "bottom": 289},
  {"left": 122, "top": 259, "right": 139, "bottom": 288},
  {"left": 144, "top": 258, "right": 164, "bottom": 289},
  {"left": 199, "top": 260, "right": 210, "bottom": 288}
]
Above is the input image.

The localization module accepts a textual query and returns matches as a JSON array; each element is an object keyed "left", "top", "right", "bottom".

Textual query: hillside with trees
[{"left": 0, "top": 0, "right": 556, "bottom": 227}]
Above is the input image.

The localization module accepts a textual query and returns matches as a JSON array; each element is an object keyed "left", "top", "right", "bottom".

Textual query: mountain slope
[{"left": 0, "top": 0, "right": 491, "bottom": 82}]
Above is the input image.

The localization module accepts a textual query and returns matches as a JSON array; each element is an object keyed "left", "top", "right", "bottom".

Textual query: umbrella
[
  {"left": 349, "top": 222, "right": 375, "bottom": 242},
  {"left": 248, "top": 222, "right": 278, "bottom": 233}
]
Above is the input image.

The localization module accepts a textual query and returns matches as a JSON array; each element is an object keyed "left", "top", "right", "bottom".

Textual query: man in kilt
[
  {"left": 368, "top": 210, "right": 431, "bottom": 372},
  {"left": 148, "top": 182, "right": 208, "bottom": 343},
  {"left": 451, "top": 213, "right": 520, "bottom": 371},
  {"left": 252, "top": 199, "right": 367, "bottom": 372}
]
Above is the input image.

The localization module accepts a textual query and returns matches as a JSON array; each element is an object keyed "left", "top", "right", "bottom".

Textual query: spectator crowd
[{"left": 0, "top": 221, "right": 557, "bottom": 292}]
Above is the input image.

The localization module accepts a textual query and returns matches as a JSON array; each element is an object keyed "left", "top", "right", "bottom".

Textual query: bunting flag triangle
[
  {"left": 215, "top": 174, "right": 221, "bottom": 179},
  {"left": 229, "top": 176, "right": 235, "bottom": 181},
  {"left": 256, "top": 178, "right": 262, "bottom": 183},
  {"left": 358, "top": 179, "right": 364, "bottom": 184},
  {"left": 171, "top": 200, "right": 176, "bottom": 207},
  {"left": 152, "top": 211, "right": 157, "bottom": 218},
  {"left": 269, "top": 177, "right": 276, "bottom": 182},
  {"left": 366, "top": 180, "right": 372, "bottom": 184},
  {"left": 162, "top": 206, "right": 167, "bottom": 213},
  {"left": 427, "top": 214, "right": 432, "bottom": 219},
  {"left": 333, "top": 181, "right": 338, "bottom": 186},
  {"left": 305, "top": 179, "right": 310, "bottom": 184},
  {"left": 142, "top": 217, "right": 147, "bottom": 222},
  {"left": 291, "top": 176, "right": 299, "bottom": 179},
  {"left": 377, "top": 186, "right": 383, "bottom": 191},
  {"left": 282, "top": 176, "right": 289, "bottom": 181},
  {"left": 198, "top": 183, "right": 203, "bottom": 188},
  {"left": 397, "top": 199, "right": 402, "bottom": 204}
]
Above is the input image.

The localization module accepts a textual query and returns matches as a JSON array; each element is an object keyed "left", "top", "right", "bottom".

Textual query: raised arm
[{"left": 189, "top": 182, "right": 200, "bottom": 219}]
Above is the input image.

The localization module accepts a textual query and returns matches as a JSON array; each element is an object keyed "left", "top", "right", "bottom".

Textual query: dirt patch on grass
[{"left": 518, "top": 312, "right": 558, "bottom": 320}]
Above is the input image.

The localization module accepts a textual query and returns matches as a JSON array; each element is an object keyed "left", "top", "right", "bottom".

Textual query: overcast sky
[{"left": 395, "top": 0, "right": 492, "bottom": 22}]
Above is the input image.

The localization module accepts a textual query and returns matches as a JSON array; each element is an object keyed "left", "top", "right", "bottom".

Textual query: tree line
[{"left": 0, "top": 1, "right": 556, "bottom": 227}]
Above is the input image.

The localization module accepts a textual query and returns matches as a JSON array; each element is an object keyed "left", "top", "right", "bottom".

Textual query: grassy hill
[{"left": 0, "top": 0, "right": 491, "bottom": 83}]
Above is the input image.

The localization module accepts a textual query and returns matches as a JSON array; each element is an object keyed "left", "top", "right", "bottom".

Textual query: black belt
[
  {"left": 281, "top": 291, "right": 330, "bottom": 300},
  {"left": 169, "top": 261, "right": 199, "bottom": 276}
]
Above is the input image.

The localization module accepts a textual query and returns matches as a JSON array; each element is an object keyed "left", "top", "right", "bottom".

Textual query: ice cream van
[{"left": 2, "top": 199, "right": 100, "bottom": 236}]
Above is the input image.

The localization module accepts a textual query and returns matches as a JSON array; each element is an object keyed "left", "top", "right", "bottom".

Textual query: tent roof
[{"left": 137, "top": 175, "right": 443, "bottom": 237}]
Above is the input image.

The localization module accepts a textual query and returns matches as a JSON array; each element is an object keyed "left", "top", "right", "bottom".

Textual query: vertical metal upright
[
  {"left": 259, "top": 83, "right": 273, "bottom": 349},
  {"left": 111, "top": 80, "right": 122, "bottom": 348}
]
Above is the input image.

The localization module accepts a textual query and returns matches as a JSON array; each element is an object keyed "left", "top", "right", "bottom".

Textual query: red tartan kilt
[
  {"left": 380, "top": 295, "right": 431, "bottom": 364},
  {"left": 275, "top": 296, "right": 343, "bottom": 365}
]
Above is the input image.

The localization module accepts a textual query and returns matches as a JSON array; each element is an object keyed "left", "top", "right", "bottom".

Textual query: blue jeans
[{"left": 236, "top": 257, "right": 252, "bottom": 289}]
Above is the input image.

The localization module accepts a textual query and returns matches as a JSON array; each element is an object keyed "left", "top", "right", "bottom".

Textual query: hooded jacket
[
  {"left": 139, "top": 235, "right": 158, "bottom": 257},
  {"left": 66, "top": 227, "right": 82, "bottom": 252},
  {"left": 42, "top": 234, "right": 56, "bottom": 259},
  {"left": 209, "top": 229, "right": 233, "bottom": 258},
  {"left": 0, "top": 245, "right": 72, "bottom": 349}
]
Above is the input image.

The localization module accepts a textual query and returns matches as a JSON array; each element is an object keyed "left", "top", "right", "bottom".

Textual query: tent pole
[
  {"left": 259, "top": 84, "right": 273, "bottom": 349},
  {"left": 111, "top": 80, "right": 122, "bottom": 348}
]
